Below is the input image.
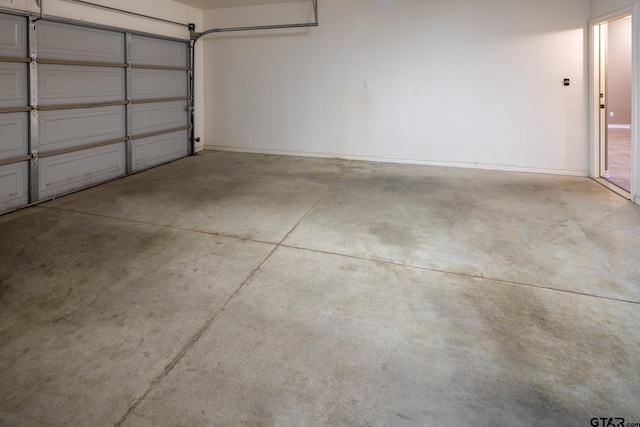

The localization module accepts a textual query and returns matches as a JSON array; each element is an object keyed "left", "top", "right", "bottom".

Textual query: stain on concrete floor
[{"left": 1, "top": 151, "right": 639, "bottom": 426}]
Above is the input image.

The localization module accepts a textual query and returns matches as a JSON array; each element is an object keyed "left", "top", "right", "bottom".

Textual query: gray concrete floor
[{"left": 1, "top": 151, "right": 639, "bottom": 426}]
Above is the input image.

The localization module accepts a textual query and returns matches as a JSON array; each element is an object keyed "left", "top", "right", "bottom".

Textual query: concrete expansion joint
[
  {"left": 117, "top": 159, "right": 358, "bottom": 424},
  {"left": 278, "top": 160, "right": 355, "bottom": 246},
  {"left": 114, "top": 244, "right": 280, "bottom": 427},
  {"left": 279, "top": 244, "right": 640, "bottom": 308},
  {"left": 6, "top": 152, "right": 638, "bottom": 426},
  {"left": 41, "top": 205, "right": 275, "bottom": 246}
]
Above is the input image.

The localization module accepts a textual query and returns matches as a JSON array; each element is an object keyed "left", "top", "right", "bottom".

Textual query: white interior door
[
  {"left": 592, "top": 12, "right": 635, "bottom": 200},
  {"left": 601, "top": 16, "right": 633, "bottom": 194}
]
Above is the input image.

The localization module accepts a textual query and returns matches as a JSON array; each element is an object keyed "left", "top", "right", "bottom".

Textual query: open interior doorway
[{"left": 593, "top": 13, "right": 634, "bottom": 198}]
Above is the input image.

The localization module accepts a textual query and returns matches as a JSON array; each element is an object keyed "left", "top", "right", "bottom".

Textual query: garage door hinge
[{"left": 31, "top": 149, "right": 39, "bottom": 164}]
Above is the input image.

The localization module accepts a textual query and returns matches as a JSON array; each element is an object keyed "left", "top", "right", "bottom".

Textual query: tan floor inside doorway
[{"left": 606, "top": 127, "right": 632, "bottom": 192}]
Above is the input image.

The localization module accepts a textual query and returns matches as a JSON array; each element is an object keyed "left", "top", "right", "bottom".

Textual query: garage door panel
[
  {"left": 0, "top": 112, "right": 28, "bottom": 159},
  {"left": 132, "top": 101, "right": 187, "bottom": 134},
  {"left": 131, "top": 69, "right": 186, "bottom": 100},
  {"left": 39, "top": 143, "right": 126, "bottom": 200},
  {"left": 0, "top": 161, "right": 28, "bottom": 214},
  {"left": 0, "top": 63, "right": 28, "bottom": 107},
  {"left": 38, "top": 21, "right": 124, "bottom": 63},
  {"left": 131, "top": 36, "right": 187, "bottom": 67},
  {"left": 0, "top": 19, "right": 190, "bottom": 212},
  {"left": 0, "top": 14, "right": 27, "bottom": 57},
  {"left": 39, "top": 106, "right": 125, "bottom": 153},
  {"left": 132, "top": 130, "right": 188, "bottom": 172},
  {"left": 38, "top": 65, "right": 125, "bottom": 105}
]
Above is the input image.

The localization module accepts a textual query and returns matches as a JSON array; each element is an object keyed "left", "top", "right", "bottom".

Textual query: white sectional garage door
[
  {"left": 0, "top": 13, "right": 30, "bottom": 214},
  {"left": 0, "top": 13, "right": 190, "bottom": 214},
  {"left": 130, "top": 35, "right": 189, "bottom": 172}
]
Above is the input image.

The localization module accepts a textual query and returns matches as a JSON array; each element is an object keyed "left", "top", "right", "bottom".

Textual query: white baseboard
[
  {"left": 608, "top": 124, "right": 632, "bottom": 129},
  {"left": 204, "top": 145, "right": 590, "bottom": 177},
  {"left": 635, "top": 195, "right": 640, "bottom": 205}
]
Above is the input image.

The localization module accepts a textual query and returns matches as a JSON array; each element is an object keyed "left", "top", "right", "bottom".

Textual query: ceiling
[{"left": 172, "top": 0, "right": 309, "bottom": 10}]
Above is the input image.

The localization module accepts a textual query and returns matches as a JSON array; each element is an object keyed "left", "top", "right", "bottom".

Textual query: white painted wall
[
  {"left": 592, "top": 0, "right": 636, "bottom": 18},
  {"left": 591, "top": 0, "right": 640, "bottom": 203},
  {"left": 203, "top": 0, "right": 591, "bottom": 175},
  {"left": 0, "top": 0, "right": 205, "bottom": 151}
]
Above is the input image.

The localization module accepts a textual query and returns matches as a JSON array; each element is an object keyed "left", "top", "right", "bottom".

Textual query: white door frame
[{"left": 590, "top": 6, "right": 637, "bottom": 202}]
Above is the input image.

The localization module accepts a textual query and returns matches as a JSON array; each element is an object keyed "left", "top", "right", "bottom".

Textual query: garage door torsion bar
[{"left": 191, "top": 0, "right": 318, "bottom": 41}]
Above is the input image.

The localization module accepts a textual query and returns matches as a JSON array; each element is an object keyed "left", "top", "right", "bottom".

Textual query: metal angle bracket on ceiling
[{"left": 190, "top": 0, "right": 319, "bottom": 42}]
